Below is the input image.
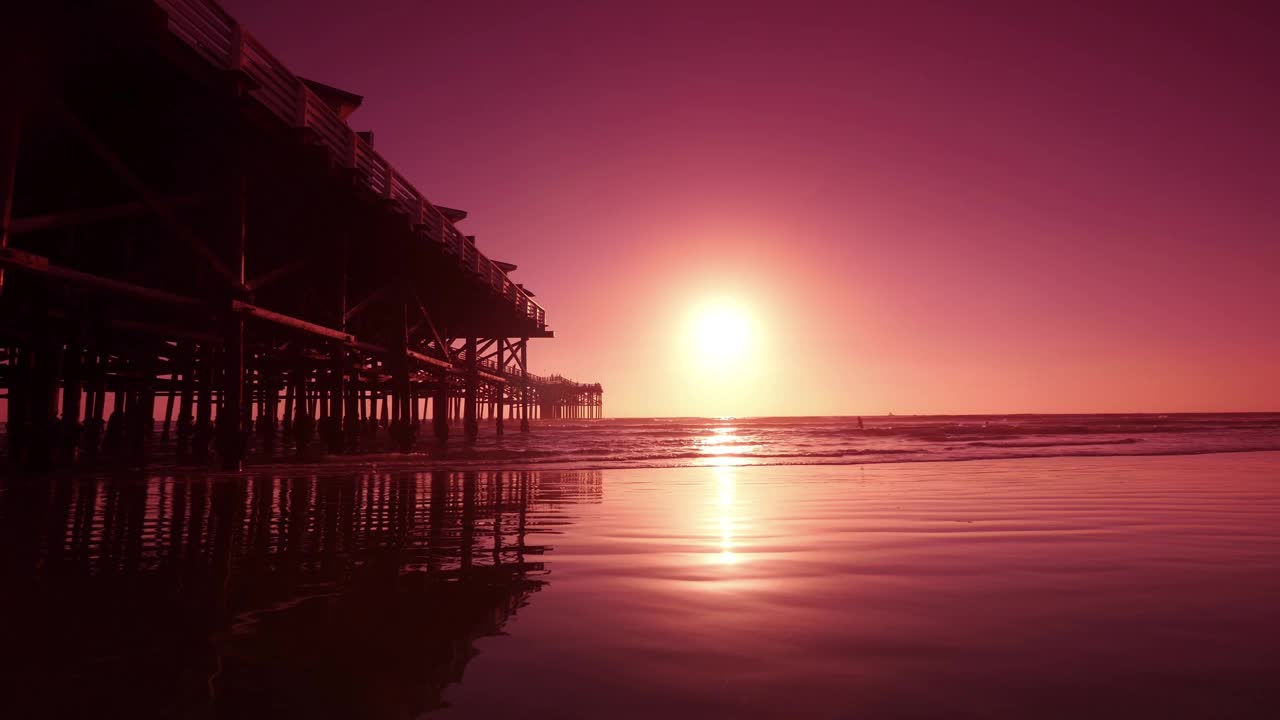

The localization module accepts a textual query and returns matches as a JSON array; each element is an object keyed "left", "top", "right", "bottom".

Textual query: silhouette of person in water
[{"left": 857, "top": 416, "right": 865, "bottom": 430}]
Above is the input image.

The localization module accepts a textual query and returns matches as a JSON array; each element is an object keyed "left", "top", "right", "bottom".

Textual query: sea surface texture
[
  {"left": 1, "top": 449, "right": 1278, "bottom": 718},
  {"left": 386, "top": 412, "right": 1280, "bottom": 470}
]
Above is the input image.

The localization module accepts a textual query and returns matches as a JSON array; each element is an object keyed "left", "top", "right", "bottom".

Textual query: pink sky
[{"left": 225, "top": 0, "right": 1279, "bottom": 417}]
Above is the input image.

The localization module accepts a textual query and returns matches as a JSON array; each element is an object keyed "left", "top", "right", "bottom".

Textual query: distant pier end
[{"left": 0, "top": 0, "right": 601, "bottom": 470}]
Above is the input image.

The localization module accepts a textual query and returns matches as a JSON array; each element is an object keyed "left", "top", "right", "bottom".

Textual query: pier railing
[
  {"left": 156, "top": 0, "right": 546, "bottom": 331},
  {"left": 457, "top": 353, "right": 600, "bottom": 391}
]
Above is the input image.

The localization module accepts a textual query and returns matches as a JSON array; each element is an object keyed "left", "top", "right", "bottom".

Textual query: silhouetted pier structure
[
  {"left": 0, "top": 0, "right": 601, "bottom": 471},
  {"left": 538, "top": 375, "right": 605, "bottom": 420}
]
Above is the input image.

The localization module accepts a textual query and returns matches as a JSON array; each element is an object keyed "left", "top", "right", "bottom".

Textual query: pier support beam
[
  {"left": 520, "top": 338, "right": 530, "bottom": 432},
  {"left": 390, "top": 293, "right": 413, "bottom": 452},
  {"left": 330, "top": 234, "right": 349, "bottom": 455},
  {"left": 59, "top": 342, "right": 83, "bottom": 464},
  {"left": 127, "top": 356, "right": 156, "bottom": 468},
  {"left": 168, "top": 354, "right": 191, "bottom": 450},
  {"left": 392, "top": 357, "right": 411, "bottom": 452},
  {"left": 218, "top": 314, "right": 245, "bottom": 471},
  {"left": 465, "top": 336, "right": 478, "bottom": 441},
  {"left": 216, "top": 168, "right": 248, "bottom": 472},
  {"left": 160, "top": 383, "right": 175, "bottom": 444},
  {"left": 6, "top": 346, "right": 28, "bottom": 466},
  {"left": 281, "top": 369, "right": 294, "bottom": 450},
  {"left": 0, "top": 90, "right": 22, "bottom": 296},
  {"left": 432, "top": 379, "right": 449, "bottom": 443},
  {"left": 292, "top": 355, "right": 313, "bottom": 455},
  {"left": 26, "top": 302, "right": 59, "bottom": 472},
  {"left": 328, "top": 346, "right": 346, "bottom": 454},
  {"left": 83, "top": 354, "right": 105, "bottom": 463},
  {"left": 192, "top": 344, "right": 213, "bottom": 464},
  {"left": 495, "top": 339, "right": 505, "bottom": 437}
]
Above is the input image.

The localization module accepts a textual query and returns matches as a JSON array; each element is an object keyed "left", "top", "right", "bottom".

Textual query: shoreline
[{"left": 13, "top": 446, "right": 1279, "bottom": 482}]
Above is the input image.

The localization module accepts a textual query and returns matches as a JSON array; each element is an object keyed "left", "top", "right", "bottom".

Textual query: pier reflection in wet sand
[
  {"left": 4, "top": 455, "right": 1280, "bottom": 718},
  {"left": 0, "top": 470, "right": 601, "bottom": 718}
]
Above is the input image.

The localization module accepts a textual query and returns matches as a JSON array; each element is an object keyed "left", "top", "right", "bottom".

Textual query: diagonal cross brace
[{"left": 57, "top": 103, "right": 244, "bottom": 290}]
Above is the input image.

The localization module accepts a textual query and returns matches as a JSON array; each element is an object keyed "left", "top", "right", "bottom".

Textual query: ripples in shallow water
[
  {"left": 2, "top": 452, "right": 1279, "bottom": 717},
  {"left": 264, "top": 413, "right": 1280, "bottom": 472}
]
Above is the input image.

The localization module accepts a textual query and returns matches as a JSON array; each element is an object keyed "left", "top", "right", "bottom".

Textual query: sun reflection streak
[
  {"left": 695, "top": 426, "right": 759, "bottom": 458},
  {"left": 714, "top": 466, "right": 739, "bottom": 565}
]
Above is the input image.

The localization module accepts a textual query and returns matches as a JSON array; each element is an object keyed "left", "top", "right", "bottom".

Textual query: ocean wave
[
  {"left": 489, "top": 445, "right": 1280, "bottom": 472},
  {"left": 186, "top": 413, "right": 1280, "bottom": 476},
  {"left": 967, "top": 438, "right": 1140, "bottom": 449},
  {"left": 301, "top": 445, "right": 1280, "bottom": 475}
]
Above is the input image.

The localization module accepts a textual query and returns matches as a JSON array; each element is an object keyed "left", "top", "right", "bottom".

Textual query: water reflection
[
  {"left": 714, "top": 466, "right": 740, "bottom": 565},
  {"left": 694, "top": 425, "right": 759, "bottom": 458},
  {"left": 0, "top": 469, "right": 601, "bottom": 719}
]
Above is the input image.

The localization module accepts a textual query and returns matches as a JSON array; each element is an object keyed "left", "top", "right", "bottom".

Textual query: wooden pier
[
  {"left": 536, "top": 376, "right": 605, "bottom": 420},
  {"left": 0, "top": 0, "right": 601, "bottom": 471}
]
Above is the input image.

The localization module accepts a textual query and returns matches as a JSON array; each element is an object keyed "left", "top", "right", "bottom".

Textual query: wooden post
[
  {"left": 292, "top": 355, "right": 312, "bottom": 456},
  {"left": 219, "top": 314, "right": 245, "bottom": 470},
  {"left": 327, "top": 348, "right": 345, "bottom": 454},
  {"left": 191, "top": 351, "right": 214, "bottom": 466},
  {"left": 465, "top": 336, "right": 478, "bottom": 441},
  {"left": 59, "top": 342, "right": 83, "bottom": 464},
  {"left": 83, "top": 354, "right": 106, "bottom": 463},
  {"left": 80, "top": 362, "right": 95, "bottom": 455},
  {"left": 281, "top": 370, "right": 294, "bottom": 448},
  {"left": 520, "top": 338, "right": 530, "bottom": 432},
  {"left": 1, "top": 88, "right": 27, "bottom": 455},
  {"left": 392, "top": 295, "right": 412, "bottom": 452},
  {"left": 344, "top": 359, "right": 358, "bottom": 453},
  {"left": 0, "top": 93, "right": 21, "bottom": 296},
  {"left": 330, "top": 233, "right": 348, "bottom": 454},
  {"left": 258, "top": 367, "right": 276, "bottom": 457},
  {"left": 160, "top": 384, "right": 175, "bottom": 444},
  {"left": 495, "top": 338, "right": 505, "bottom": 436},
  {"left": 432, "top": 377, "right": 449, "bottom": 442},
  {"left": 27, "top": 298, "right": 59, "bottom": 471},
  {"left": 128, "top": 356, "right": 157, "bottom": 467},
  {"left": 218, "top": 167, "right": 248, "bottom": 471},
  {"left": 5, "top": 344, "right": 28, "bottom": 465}
]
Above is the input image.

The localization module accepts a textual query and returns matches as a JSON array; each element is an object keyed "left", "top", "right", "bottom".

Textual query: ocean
[
  {"left": 2, "top": 419, "right": 1279, "bottom": 717},
  {"left": 361, "top": 412, "right": 1280, "bottom": 471}
]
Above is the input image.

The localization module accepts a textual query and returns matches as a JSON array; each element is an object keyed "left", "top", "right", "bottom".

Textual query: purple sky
[{"left": 224, "top": 0, "right": 1279, "bottom": 416}]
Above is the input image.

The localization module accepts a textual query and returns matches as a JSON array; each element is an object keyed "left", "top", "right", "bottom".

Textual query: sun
[{"left": 688, "top": 301, "right": 753, "bottom": 369}]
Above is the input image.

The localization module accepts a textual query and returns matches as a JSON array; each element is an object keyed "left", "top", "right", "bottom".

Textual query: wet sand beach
[{"left": 2, "top": 451, "right": 1277, "bottom": 718}]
